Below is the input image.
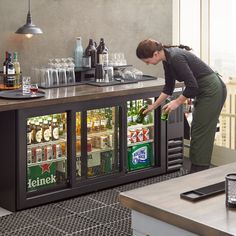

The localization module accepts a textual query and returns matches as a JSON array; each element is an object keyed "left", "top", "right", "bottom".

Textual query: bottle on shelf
[
  {"left": 97, "top": 38, "right": 109, "bottom": 66},
  {"left": 136, "top": 101, "right": 148, "bottom": 124},
  {"left": 3, "top": 51, "right": 8, "bottom": 74},
  {"left": 5, "top": 53, "right": 15, "bottom": 87},
  {"left": 52, "top": 118, "right": 59, "bottom": 140},
  {"left": 84, "top": 39, "right": 97, "bottom": 68},
  {"left": 27, "top": 120, "right": 32, "bottom": 145},
  {"left": 35, "top": 121, "right": 42, "bottom": 144},
  {"left": 13, "top": 52, "right": 20, "bottom": 75},
  {"left": 161, "top": 97, "right": 171, "bottom": 121},
  {"left": 74, "top": 37, "right": 83, "bottom": 68},
  {"left": 127, "top": 101, "right": 133, "bottom": 126},
  {"left": 131, "top": 100, "right": 137, "bottom": 125},
  {"left": 42, "top": 119, "right": 51, "bottom": 142}
]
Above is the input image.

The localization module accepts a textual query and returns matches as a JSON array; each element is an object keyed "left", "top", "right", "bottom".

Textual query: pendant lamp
[{"left": 15, "top": 0, "right": 43, "bottom": 38}]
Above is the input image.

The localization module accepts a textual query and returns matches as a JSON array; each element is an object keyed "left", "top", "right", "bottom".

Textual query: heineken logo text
[{"left": 28, "top": 174, "right": 56, "bottom": 189}]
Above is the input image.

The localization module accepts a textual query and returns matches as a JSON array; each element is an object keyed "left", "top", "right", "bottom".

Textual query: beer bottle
[
  {"left": 35, "top": 121, "right": 42, "bottom": 143},
  {"left": 30, "top": 119, "right": 36, "bottom": 143},
  {"left": 97, "top": 38, "right": 109, "bottom": 66},
  {"left": 52, "top": 118, "right": 59, "bottom": 140},
  {"left": 161, "top": 98, "right": 171, "bottom": 121},
  {"left": 136, "top": 102, "right": 148, "bottom": 124},
  {"left": 127, "top": 101, "right": 132, "bottom": 126},
  {"left": 42, "top": 119, "right": 51, "bottom": 142},
  {"left": 27, "top": 120, "right": 32, "bottom": 145}
]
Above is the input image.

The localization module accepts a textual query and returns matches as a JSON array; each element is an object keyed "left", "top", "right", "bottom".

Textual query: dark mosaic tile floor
[{"left": 0, "top": 168, "right": 188, "bottom": 236}]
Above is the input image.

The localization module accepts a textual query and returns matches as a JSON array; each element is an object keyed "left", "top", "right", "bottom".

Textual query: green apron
[{"left": 189, "top": 72, "right": 227, "bottom": 166}]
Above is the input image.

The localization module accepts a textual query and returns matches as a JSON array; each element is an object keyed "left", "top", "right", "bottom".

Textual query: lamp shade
[{"left": 15, "top": 0, "right": 43, "bottom": 37}]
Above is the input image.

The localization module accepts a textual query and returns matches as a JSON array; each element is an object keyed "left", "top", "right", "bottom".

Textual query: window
[{"left": 175, "top": 0, "right": 236, "bottom": 153}]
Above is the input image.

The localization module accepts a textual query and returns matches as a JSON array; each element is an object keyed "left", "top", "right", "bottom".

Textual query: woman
[{"left": 136, "top": 39, "right": 227, "bottom": 173}]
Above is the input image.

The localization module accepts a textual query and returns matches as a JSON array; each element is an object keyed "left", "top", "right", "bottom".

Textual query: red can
[
  {"left": 129, "top": 129, "right": 137, "bottom": 143},
  {"left": 136, "top": 128, "right": 143, "bottom": 142},
  {"left": 143, "top": 127, "right": 150, "bottom": 141},
  {"left": 127, "top": 130, "right": 132, "bottom": 145}
]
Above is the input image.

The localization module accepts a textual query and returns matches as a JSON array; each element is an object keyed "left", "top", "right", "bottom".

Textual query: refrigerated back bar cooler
[{"left": 0, "top": 87, "right": 184, "bottom": 211}]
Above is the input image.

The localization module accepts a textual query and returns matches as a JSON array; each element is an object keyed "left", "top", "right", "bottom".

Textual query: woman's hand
[
  {"left": 162, "top": 99, "right": 181, "bottom": 113},
  {"left": 143, "top": 104, "right": 155, "bottom": 115}
]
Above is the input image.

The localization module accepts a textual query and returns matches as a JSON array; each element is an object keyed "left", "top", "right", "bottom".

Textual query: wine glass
[{"left": 30, "top": 84, "right": 39, "bottom": 96}]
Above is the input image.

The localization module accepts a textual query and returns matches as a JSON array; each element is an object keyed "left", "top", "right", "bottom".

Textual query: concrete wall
[{"left": 0, "top": 0, "right": 172, "bottom": 81}]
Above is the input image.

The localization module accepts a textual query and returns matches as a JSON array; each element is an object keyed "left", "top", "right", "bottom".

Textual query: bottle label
[
  {"left": 7, "top": 68, "right": 15, "bottom": 75},
  {"left": 35, "top": 130, "right": 42, "bottom": 143},
  {"left": 52, "top": 127, "right": 59, "bottom": 140},
  {"left": 27, "top": 132, "right": 32, "bottom": 144},
  {"left": 43, "top": 129, "right": 51, "bottom": 141}
]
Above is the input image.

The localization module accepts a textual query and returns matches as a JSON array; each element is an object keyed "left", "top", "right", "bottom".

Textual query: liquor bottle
[
  {"left": 5, "top": 53, "right": 15, "bottom": 87},
  {"left": 84, "top": 39, "right": 97, "bottom": 68},
  {"left": 136, "top": 102, "right": 148, "bottom": 124},
  {"left": 74, "top": 37, "right": 83, "bottom": 67},
  {"left": 3, "top": 51, "right": 8, "bottom": 74},
  {"left": 97, "top": 38, "right": 109, "bottom": 66},
  {"left": 161, "top": 98, "right": 171, "bottom": 121},
  {"left": 13, "top": 52, "right": 21, "bottom": 75}
]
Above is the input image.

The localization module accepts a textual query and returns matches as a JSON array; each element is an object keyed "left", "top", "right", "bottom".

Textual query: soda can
[
  {"left": 52, "top": 143, "right": 62, "bottom": 159},
  {"left": 27, "top": 148, "right": 32, "bottom": 164},
  {"left": 129, "top": 128, "right": 137, "bottom": 143},
  {"left": 143, "top": 127, "right": 150, "bottom": 141},
  {"left": 43, "top": 145, "right": 53, "bottom": 161},
  {"left": 127, "top": 130, "right": 132, "bottom": 145},
  {"left": 32, "top": 147, "right": 42, "bottom": 163},
  {"left": 136, "top": 128, "right": 143, "bottom": 142}
]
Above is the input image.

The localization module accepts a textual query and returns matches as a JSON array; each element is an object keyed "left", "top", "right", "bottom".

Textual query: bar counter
[
  {"left": 0, "top": 79, "right": 170, "bottom": 112},
  {"left": 119, "top": 163, "right": 236, "bottom": 236}
]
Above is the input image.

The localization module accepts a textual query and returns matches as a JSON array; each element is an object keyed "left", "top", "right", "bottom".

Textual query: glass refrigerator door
[
  {"left": 26, "top": 113, "right": 67, "bottom": 192},
  {"left": 127, "top": 98, "right": 155, "bottom": 171},
  {"left": 76, "top": 107, "right": 120, "bottom": 179}
]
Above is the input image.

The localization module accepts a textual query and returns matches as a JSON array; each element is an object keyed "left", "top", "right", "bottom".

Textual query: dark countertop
[{"left": 0, "top": 78, "right": 174, "bottom": 112}]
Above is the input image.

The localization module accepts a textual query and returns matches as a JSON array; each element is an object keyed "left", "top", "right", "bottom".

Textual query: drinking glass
[
  {"left": 30, "top": 84, "right": 39, "bottom": 96},
  {"left": 22, "top": 76, "right": 31, "bottom": 95}
]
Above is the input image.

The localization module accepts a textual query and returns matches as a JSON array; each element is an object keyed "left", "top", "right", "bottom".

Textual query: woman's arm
[
  {"left": 163, "top": 94, "right": 187, "bottom": 113},
  {"left": 143, "top": 92, "right": 169, "bottom": 114}
]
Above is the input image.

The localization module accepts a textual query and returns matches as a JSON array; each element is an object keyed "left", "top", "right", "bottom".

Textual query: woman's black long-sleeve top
[{"left": 162, "top": 48, "right": 214, "bottom": 98}]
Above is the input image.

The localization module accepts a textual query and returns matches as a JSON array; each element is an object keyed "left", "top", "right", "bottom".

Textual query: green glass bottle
[
  {"left": 161, "top": 98, "right": 171, "bottom": 121},
  {"left": 136, "top": 103, "right": 148, "bottom": 124}
]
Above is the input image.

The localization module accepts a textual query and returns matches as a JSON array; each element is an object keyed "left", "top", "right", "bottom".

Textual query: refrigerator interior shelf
[
  {"left": 128, "top": 123, "right": 154, "bottom": 129},
  {"left": 88, "top": 147, "right": 114, "bottom": 154},
  {"left": 27, "top": 138, "right": 67, "bottom": 148},
  {"left": 87, "top": 129, "right": 114, "bottom": 137},
  {"left": 128, "top": 139, "right": 154, "bottom": 147},
  {"left": 28, "top": 156, "right": 67, "bottom": 167}
]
